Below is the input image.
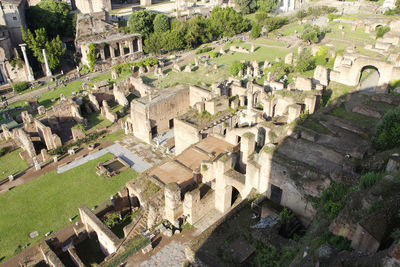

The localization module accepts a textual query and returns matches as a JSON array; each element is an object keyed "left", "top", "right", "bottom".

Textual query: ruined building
[{"left": 75, "top": 12, "right": 143, "bottom": 69}]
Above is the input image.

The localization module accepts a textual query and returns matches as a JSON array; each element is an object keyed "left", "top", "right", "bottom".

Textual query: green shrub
[
  {"left": 10, "top": 57, "right": 23, "bottom": 69},
  {"left": 12, "top": 81, "right": 29, "bottom": 93},
  {"left": 0, "top": 147, "right": 9, "bottom": 156},
  {"left": 295, "top": 49, "right": 315, "bottom": 73},
  {"left": 266, "top": 61, "right": 294, "bottom": 80},
  {"left": 390, "top": 79, "right": 400, "bottom": 89},
  {"left": 87, "top": 43, "right": 97, "bottom": 71},
  {"left": 376, "top": 25, "right": 390, "bottom": 38},
  {"left": 360, "top": 172, "right": 384, "bottom": 190},
  {"left": 208, "top": 51, "right": 220, "bottom": 58},
  {"left": 250, "top": 22, "right": 262, "bottom": 38},
  {"left": 314, "top": 182, "right": 354, "bottom": 220},
  {"left": 72, "top": 123, "right": 86, "bottom": 134},
  {"left": 301, "top": 24, "right": 326, "bottom": 43},
  {"left": 104, "top": 211, "right": 120, "bottom": 228},
  {"left": 196, "top": 46, "right": 212, "bottom": 54},
  {"left": 376, "top": 106, "right": 400, "bottom": 150},
  {"left": 230, "top": 61, "right": 245, "bottom": 76}
]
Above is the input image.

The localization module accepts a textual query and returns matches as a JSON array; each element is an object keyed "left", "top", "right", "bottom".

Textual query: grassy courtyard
[
  {"left": 0, "top": 148, "right": 29, "bottom": 180},
  {"left": 0, "top": 153, "right": 137, "bottom": 262}
]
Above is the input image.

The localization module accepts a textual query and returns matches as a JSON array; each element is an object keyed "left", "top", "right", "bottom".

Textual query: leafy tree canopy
[
  {"left": 256, "top": 0, "right": 279, "bottom": 13},
  {"left": 128, "top": 10, "right": 156, "bottom": 36},
  {"left": 153, "top": 14, "right": 170, "bottom": 33},
  {"left": 26, "top": 0, "right": 74, "bottom": 37},
  {"left": 209, "top": 7, "right": 250, "bottom": 38},
  {"left": 21, "top": 27, "right": 65, "bottom": 70},
  {"left": 235, "top": 0, "right": 257, "bottom": 14}
]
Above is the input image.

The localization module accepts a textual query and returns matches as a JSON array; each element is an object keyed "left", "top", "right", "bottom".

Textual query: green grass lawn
[
  {"left": 0, "top": 148, "right": 29, "bottom": 180},
  {"left": 37, "top": 80, "right": 84, "bottom": 108},
  {"left": 326, "top": 21, "right": 375, "bottom": 44},
  {"left": 214, "top": 43, "right": 293, "bottom": 67},
  {"left": 0, "top": 153, "right": 137, "bottom": 262},
  {"left": 143, "top": 65, "right": 230, "bottom": 88},
  {"left": 85, "top": 112, "right": 114, "bottom": 131}
]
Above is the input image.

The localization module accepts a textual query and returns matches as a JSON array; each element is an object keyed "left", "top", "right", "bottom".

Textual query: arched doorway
[
  {"left": 358, "top": 65, "right": 380, "bottom": 93},
  {"left": 231, "top": 186, "right": 241, "bottom": 205}
]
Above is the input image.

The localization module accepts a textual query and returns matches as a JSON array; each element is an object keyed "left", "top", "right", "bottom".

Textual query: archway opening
[
  {"left": 231, "top": 186, "right": 242, "bottom": 206},
  {"left": 359, "top": 65, "right": 380, "bottom": 92}
]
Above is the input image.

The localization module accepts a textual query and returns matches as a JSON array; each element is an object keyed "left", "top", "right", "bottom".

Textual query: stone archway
[
  {"left": 358, "top": 65, "right": 380, "bottom": 91},
  {"left": 331, "top": 56, "right": 396, "bottom": 88}
]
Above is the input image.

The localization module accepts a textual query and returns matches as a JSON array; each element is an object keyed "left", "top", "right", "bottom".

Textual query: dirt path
[{"left": 6, "top": 71, "right": 106, "bottom": 105}]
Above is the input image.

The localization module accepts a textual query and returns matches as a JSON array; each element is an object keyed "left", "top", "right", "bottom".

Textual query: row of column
[
  {"left": 20, "top": 43, "right": 52, "bottom": 82},
  {"left": 99, "top": 37, "right": 142, "bottom": 61}
]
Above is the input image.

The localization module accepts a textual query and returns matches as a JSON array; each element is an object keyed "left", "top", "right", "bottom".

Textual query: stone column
[
  {"left": 137, "top": 36, "right": 143, "bottom": 52},
  {"left": 119, "top": 42, "right": 124, "bottom": 56},
  {"left": 128, "top": 39, "right": 134, "bottom": 54},
  {"left": 20, "top": 44, "right": 34, "bottom": 81},
  {"left": 100, "top": 48, "right": 105, "bottom": 60},
  {"left": 1, "top": 61, "right": 9, "bottom": 83},
  {"left": 110, "top": 43, "right": 116, "bottom": 58},
  {"left": 42, "top": 49, "right": 52, "bottom": 77}
]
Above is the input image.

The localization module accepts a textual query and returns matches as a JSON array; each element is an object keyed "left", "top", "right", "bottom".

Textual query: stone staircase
[{"left": 116, "top": 209, "right": 149, "bottom": 253}]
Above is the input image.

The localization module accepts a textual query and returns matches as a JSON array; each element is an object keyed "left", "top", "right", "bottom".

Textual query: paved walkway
[
  {"left": 57, "top": 143, "right": 152, "bottom": 174},
  {"left": 135, "top": 241, "right": 187, "bottom": 267}
]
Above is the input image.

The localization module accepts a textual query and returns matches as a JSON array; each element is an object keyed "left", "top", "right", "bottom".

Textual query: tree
[
  {"left": 256, "top": 0, "right": 279, "bottom": 13},
  {"left": 301, "top": 24, "right": 324, "bottom": 43},
  {"left": 295, "top": 49, "right": 315, "bottom": 73},
  {"left": 22, "top": 27, "right": 65, "bottom": 70},
  {"left": 144, "top": 32, "right": 164, "bottom": 55},
  {"left": 376, "top": 106, "right": 400, "bottom": 150},
  {"left": 153, "top": 14, "right": 170, "bottom": 33},
  {"left": 26, "top": 0, "right": 73, "bottom": 37},
  {"left": 209, "top": 7, "right": 249, "bottom": 38},
  {"left": 45, "top": 36, "right": 65, "bottom": 70},
  {"left": 21, "top": 28, "right": 47, "bottom": 63},
  {"left": 235, "top": 0, "right": 257, "bottom": 14},
  {"left": 230, "top": 61, "right": 245, "bottom": 76},
  {"left": 250, "top": 23, "right": 262, "bottom": 38},
  {"left": 128, "top": 10, "right": 156, "bottom": 36},
  {"left": 263, "top": 16, "right": 288, "bottom": 32}
]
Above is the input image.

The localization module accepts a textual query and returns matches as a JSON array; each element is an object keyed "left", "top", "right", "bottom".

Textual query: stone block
[{"left": 295, "top": 77, "right": 312, "bottom": 91}]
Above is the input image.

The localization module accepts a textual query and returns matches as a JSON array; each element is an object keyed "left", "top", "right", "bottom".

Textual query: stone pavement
[
  {"left": 57, "top": 143, "right": 152, "bottom": 174},
  {"left": 117, "top": 135, "right": 167, "bottom": 166},
  {"left": 135, "top": 241, "right": 187, "bottom": 267}
]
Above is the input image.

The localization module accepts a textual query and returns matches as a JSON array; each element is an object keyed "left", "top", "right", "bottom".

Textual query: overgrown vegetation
[
  {"left": 300, "top": 24, "right": 327, "bottom": 43},
  {"left": 359, "top": 172, "right": 384, "bottom": 190},
  {"left": 87, "top": 43, "right": 97, "bottom": 71},
  {"left": 142, "top": 7, "right": 249, "bottom": 54},
  {"left": 112, "top": 57, "right": 158, "bottom": 74},
  {"left": 376, "top": 106, "right": 400, "bottom": 150},
  {"left": 230, "top": 61, "right": 246, "bottom": 76},
  {"left": 312, "top": 182, "right": 354, "bottom": 220},
  {"left": 12, "top": 82, "right": 29, "bottom": 93},
  {"left": 376, "top": 25, "right": 391, "bottom": 38},
  {"left": 296, "top": 6, "right": 338, "bottom": 20}
]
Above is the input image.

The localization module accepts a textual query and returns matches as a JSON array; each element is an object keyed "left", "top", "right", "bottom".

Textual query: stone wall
[
  {"left": 75, "top": 0, "right": 111, "bottom": 14},
  {"left": 78, "top": 206, "right": 120, "bottom": 255},
  {"left": 164, "top": 183, "right": 183, "bottom": 224},
  {"left": 101, "top": 100, "right": 117, "bottom": 123},
  {"left": 189, "top": 85, "right": 212, "bottom": 106},
  {"left": 183, "top": 186, "right": 215, "bottom": 225},
  {"left": 174, "top": 118, "right": 201, "bottom": 155},
  {"left": 35, "top": 119, "right": 62, "bottom": 150},
  {"left": 128, "top": 86, "right": 190, "bottom": 143}
]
